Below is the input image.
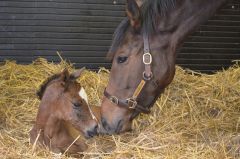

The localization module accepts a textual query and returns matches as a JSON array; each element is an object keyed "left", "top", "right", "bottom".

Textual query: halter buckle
[
  {"left": 127, "top": 98, "right": 138, "bottom": 109},
  {"left": 143, "top": 53, "right": 152, "bottom": 65},
  {"left": 109, "top": 96, "right": 119, "bottom": 105}
]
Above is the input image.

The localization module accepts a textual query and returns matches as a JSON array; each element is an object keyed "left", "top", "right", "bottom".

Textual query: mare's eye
[
  {"left": 73, "top": 102, "right": 81, "bottom": 108},
  {"left": 117, "top": 56, "right": 128, "bottom": 64}
]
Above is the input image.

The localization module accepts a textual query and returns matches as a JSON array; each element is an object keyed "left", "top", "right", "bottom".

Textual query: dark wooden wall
[{"left": 0, "top": 0, "right": 239, "bottom": 73}]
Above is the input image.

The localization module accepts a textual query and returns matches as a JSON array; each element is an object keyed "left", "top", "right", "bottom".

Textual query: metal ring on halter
[
  {"left": 143, "top": 71, "right": 153, "bottom": 81},
  {"left": 109, "top": 96, "right": 119, "bottom": 105},
  {"left": 143, "top": 53, "right": 152, "bottom": 65},
  {"left": 127, "top": 98, "right": 138, "bottom": 109}
]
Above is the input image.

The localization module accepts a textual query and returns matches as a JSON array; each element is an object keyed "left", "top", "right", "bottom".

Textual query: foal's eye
[{"left": 117, "top": 56, "right": 128, "bottom": 64}]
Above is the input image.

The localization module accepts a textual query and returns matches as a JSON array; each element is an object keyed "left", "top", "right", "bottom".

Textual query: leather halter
[{"left": 104, "top": 31, "right": 153, "bottom": 114}]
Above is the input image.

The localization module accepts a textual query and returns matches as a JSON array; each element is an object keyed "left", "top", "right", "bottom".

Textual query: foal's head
[
  {"left": 37, "top": 68, "right": 98, "bottom": 138},
  {"left": 101, "top": 0, "right": 178, "bottom": 134}
]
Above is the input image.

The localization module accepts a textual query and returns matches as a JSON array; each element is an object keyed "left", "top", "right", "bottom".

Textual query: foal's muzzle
[{"left": 84, "top": 121, "right": 98, "bottom": 138}]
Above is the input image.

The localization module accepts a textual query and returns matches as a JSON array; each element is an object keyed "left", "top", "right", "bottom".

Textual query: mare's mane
[{"left": 108, "top": 0, "right": 176, "bottom": 57}]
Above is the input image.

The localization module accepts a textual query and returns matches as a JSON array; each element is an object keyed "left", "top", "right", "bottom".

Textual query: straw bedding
[{"left": 0, "top": 58, "right": 239, "bottom": 159}]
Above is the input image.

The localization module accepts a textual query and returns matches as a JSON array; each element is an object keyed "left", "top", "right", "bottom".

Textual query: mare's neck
[
  {"left": 159, "top": 0, "right": 227, "bottom": 52},
  {"left": 144, "top": 0, "right": 228, "bottom": 110}
]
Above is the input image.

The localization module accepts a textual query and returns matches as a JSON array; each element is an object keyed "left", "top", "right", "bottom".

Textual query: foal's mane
[
  {"left": 108, "top": 0, "right": 176, "bottom": 57},
  {"left": 37, "top": 73, "right": 61, "bottom": 99}
]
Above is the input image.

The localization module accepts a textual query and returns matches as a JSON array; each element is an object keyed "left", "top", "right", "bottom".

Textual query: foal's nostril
[
  {"left": 87, "top": 130, "right": 94, "bottom": 138},
  {"left": 87, "top": 126, "right": 98, "bottom": 138},
  {"left": 86, "top": 123, "right": 98, "bottom": 138}
]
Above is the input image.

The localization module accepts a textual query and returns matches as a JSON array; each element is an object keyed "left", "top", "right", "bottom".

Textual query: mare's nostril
[
  {"left": 116, "top": 120, "right": 123, "bottom": 134},
  {"left": 101, "top": 117, "right": 123, "bottom": 133},
  {"left": 101, "top": 117, "right": 108, "bottom": 130},
  {"left": 93, "top": 124, "right": 98, "bottom": 134}
]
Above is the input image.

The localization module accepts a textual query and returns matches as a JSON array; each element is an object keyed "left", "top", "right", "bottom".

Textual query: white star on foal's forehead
[
  {"left": 78, "top": 87, "right": 88, "bottom": 104},
  {"left": 78, "top": 87, "right": 97, "bottom": 121}
]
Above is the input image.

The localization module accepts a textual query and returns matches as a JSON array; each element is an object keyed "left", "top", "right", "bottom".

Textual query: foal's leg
[
  {"left": 62, "top": 137, "right": 88, "bottom": 155},
  {"left": 52, "top": 123, "right": 88, "bottom": 155}
]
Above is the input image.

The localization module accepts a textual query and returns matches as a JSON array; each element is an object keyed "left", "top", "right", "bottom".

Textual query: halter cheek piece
[{"left": 104, "top": 31, "right": 153, "bottom": 114}]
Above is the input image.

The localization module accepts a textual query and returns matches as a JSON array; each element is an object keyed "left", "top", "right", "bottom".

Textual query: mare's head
[
  {"left": 101, "top": 0, "right": 178, "bottom": 134},
  {"left": 37, "top": 68, "right": 98, "bottom": 138}
]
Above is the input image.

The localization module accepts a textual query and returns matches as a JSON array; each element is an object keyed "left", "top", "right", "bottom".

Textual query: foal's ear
[
  {"left": 70, "top": 67, "right": 85, "bottom": 80},
  {"left": 60, "top": 68, "right": 70, "bottom": 82},
  {"left": 126, "top": 0, "right": 141, "bottom": 30}
]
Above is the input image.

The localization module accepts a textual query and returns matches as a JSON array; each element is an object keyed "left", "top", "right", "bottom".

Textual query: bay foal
[{"left": 30, "top": 68, "right": 100, "bottom": 155}]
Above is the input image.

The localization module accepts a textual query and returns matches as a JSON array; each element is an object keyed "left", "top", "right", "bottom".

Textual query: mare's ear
[
  {"left": 126, "top": 0, "right": 141, "bottom": 30},
  {"left": 70, "top": 67, "right": 85, "bottom": 80},
  {"left": 60, "top": 68, "right": 70, "bottom": 82}
]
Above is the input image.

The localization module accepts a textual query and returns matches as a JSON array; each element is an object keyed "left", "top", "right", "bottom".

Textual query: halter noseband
[{"left": 104, "top": 31, "right": 154, "bottom": 114}]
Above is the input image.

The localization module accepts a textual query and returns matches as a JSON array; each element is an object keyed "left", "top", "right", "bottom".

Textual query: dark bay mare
[
  {"left": 30, "top": 68, "right": 100, "bottom": 154},
  {"left": 101, "top": 0, "right": 228, "bottom": 134}
]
